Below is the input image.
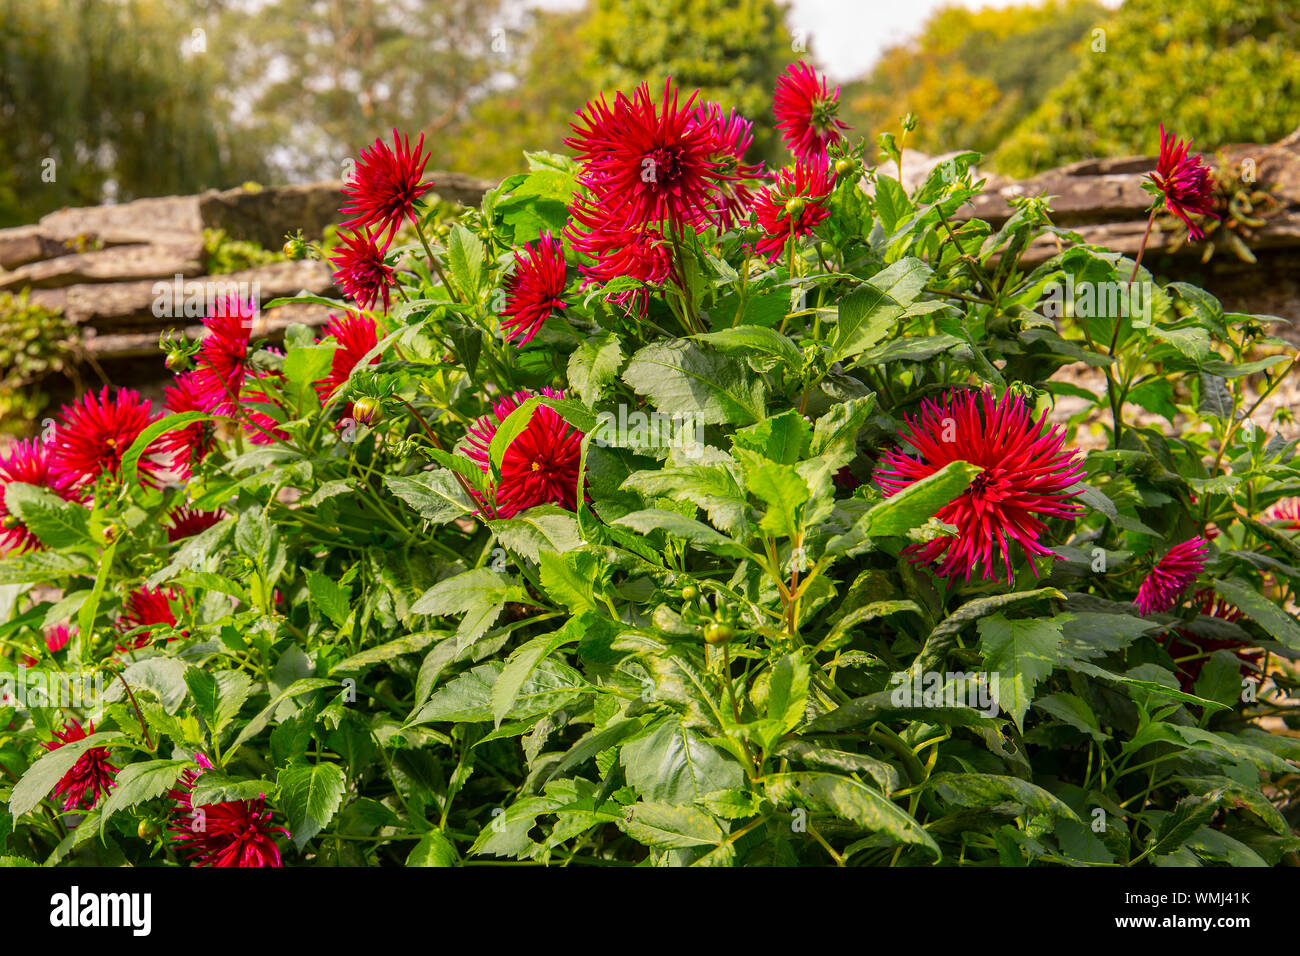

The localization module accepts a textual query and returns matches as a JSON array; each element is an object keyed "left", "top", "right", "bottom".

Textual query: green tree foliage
[
  {"left": 0, "top": 0, "right": 261, "bottom": 226},
  {"left": 997, "top": 0, "right": 1300, "bottom": 176},
  {"left": 214, "top": 0, "right": 511, "bottom": 180},
  {"left": 840, "top": 0, "right": 1105, "bottom": 160},
  {"left": 582, "top": 0, "right": 794, "bottom": 162},
  {"left": 444, "top": 8, "right": 597, "bottom": 182}
]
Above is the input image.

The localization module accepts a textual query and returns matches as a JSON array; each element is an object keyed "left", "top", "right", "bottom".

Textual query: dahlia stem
[
  {"left": 413, "top": 217, "right": 458, "bottom": 302},
  {"left": 117, "top": 674, "right": 154, "bottom": 752},
  {"left": 1126, "top": 207, "right": 1157, "bottom": 291}
]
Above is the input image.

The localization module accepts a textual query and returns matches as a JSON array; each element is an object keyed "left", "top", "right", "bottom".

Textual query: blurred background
[{"left": 3, "top": 0, "right": 1299, "bottom": 227}]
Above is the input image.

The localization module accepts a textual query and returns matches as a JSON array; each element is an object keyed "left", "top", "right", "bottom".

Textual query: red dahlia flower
[
  {"left": 752, "top": 161, "right": 835, "bottom": 262},
  {"left": 51, "top": 386, "right": 163, "bottom": 487},
  {"left": 45, "top": 719, "right": 117, "bottom": 812},
  {"left": 166, "top": 507, "right": 225, "bottom": 542},
  {"left": 773, "top": 61, "right": 850, "bottom": 165},
  {"left": 566, "top": 199, "right": 673, "bottom": 315},
  {"left": 1150, "top": 126, "right": 1220, "bottom": 241},
  {"left": 690, "top": 102, "right": 765, "bottom": 232},
  {"left": 502, "top": 232, "right": 568, "bottom": 344},
  {"left": 45, "top": 623, "right": 72, "bottom": 654},
  {"left": 340, "top": 129, "right": 434, "bottom": 246},
  {"left": 117, "top": 585, "right": 184, "bottom": 651},
  {"left": 314, "top": 313, "right": 380, "bottom": 403},
  {"left": 875, "top": 388, "right": 1085, "bottom": 583},
  {"left": 158, "top": 372, "right": 216, "bottom": 480},
  {"left": 167, "top": 753, "right": 287, "bottom": 867},
  {"left": 1134, "top": 536, "right": 1209, "bottom": 616},
  {"left": 330, "top": 228, "right": 396, "bottom": 313},
  {"left": 462, "top": 388, "right": 584, "bottom": 519},
  {"left": 566, "top": 78, "right": 731, "bottom": 231},
  {"left": 191, "top": 295, "right": 258, "bottom": 416},
  {"left": 0, "top": 439, "right": 79, "bottom": 554},
  {"left": 239, "top": 363, "right": 290, "bottom": 446},
  {"left": 1161, "top": 589, "right": 1260, "bottom": 692},
  {"left": 1266, "top": 498, "right": 1300, "bottom": 530}
]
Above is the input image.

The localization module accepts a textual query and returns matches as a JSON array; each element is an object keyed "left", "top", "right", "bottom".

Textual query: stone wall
[
  {"left": 2, "top": 135, "right": 1299, "bottom": 402},
  {"left": 0, "top": 173, "right": 493, "bottom": 382}
]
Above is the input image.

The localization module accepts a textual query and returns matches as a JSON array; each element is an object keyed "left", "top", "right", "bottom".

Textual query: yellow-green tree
[
  {"left": 997, "top": 0, "right": 1300, "bottom": 176},
  {"left": 442, "top": 7, "right": 596, "bottom": 182},
  {"left": 841, "top": 0, "right": 1105, "bottom": 161}
]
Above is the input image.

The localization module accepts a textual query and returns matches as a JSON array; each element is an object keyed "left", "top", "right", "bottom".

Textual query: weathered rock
[
  {"left": 0, "top": 226, "right": 70, "bottom": 271},
  {"left": 30, "top": 260, "right": 336, "bottom": 328},
  {"left": 38, "top": 194, "right": 202, "bottom": 246},
  {"left": 199, "top": 183, "right": 348, "bottom": 250},
  {"left": 0, "top": 240, "right": 205, "bottom": 292},
  {"left": 84, "top": 303, "right": 336, "bottom": 360},
  {"left": 198, "top": 171, "right": 495, "bottom": 249}
]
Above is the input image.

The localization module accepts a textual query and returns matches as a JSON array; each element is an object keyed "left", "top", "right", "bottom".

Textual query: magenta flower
[
  {"left": 502, "top": 232, "right": 568, "bottom": 344},
  {"left": 1134, "top": 536, "right": 1209, "bottom": 616},
  {"left": 340, "top": 129, "right": 434, "bottom": 246},
  {"left": 772, "top": 61, "right": 850, "bottom": 165},
  {"left": 875, "top": 388, "right": 1085, "bottom": 584},
  {"left": 45, "top": 719, "right": 117, "bottom": 812},
  {"left": 1151, "top": 126, "right": 1220, "bottom": 241}
]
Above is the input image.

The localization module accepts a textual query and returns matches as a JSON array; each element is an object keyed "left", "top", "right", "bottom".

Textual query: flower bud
[
  {"left": 703, "top": 622, "right": 734, "bottom": 645},
  {"left": 353, "top": 396, "right": 383, "bottom": 426}
]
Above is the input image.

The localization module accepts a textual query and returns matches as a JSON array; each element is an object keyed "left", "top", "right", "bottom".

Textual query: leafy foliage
[{"left": 3, "top": 77, "right": 1300, "bottom": 868}]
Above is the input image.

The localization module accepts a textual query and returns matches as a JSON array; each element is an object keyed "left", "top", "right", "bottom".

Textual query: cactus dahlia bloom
[
  {"left": 116, "top": 585, "right": 185, "bottom": 652},
  {"left": 45, "top": 719, "right": 117, "bottom": 812},
  {"left": 1150, "top": 126, "right": 1220, "bottom": 241},
  {"left": 462, "top": 388, "right": 584, "bottom": 519},
  {"left": 330, "top": 228, "right": 396, "bottom": 313},
  {"left": 1266, "top": 498, "right": 1300, "bottom": 530},
  {"left": 166, "top": 507, "right": 226, "bottom": 542},
  {"left": 566, "top": 78, "right": 731, "bottom": 231},
  {"left": 159, "top": 372, "right": 216, "bottom": 480},
  {"left": 501, "top": 232, "right": 568, "bottom": 344},
  {"left": 51, "top": 386, "right": 163, "bottom": 487},
  {"left": 314, "top": 313, "right": 380, "bottom": 403},
  {"left": 191, "top": 295, "right": 258, "bottom": 415},
  {"left": 772, "top": 61, "right": 851, "bottom": 165},
  {"left": 0, "top": 439, "right": 79, "bottom": 554},
  {"left": 339, "top": 129, "right": 434, "bottom": 246},
  {"left": 566, "top": 199, "right": 674, "bottom": 315},
  {"left": 1134, "top": 536, "right": 1210, "bottom": 616},
  {"left": 690, "top": 102, "right": 765, "bottom": 232},
  {"left": 168, "top": 754, "right": 287, "bottom": 867},
  {"left": 751, "top": 161, "right": 835, "bottom": 261},
  {"left": 875, "top": 388, "right": 1085, "bottom": 584}
]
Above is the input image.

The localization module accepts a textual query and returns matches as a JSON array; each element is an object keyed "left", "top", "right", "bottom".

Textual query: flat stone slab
[
  {"left": 30, "top": 259, "right": 336, "bottom": 328},
  {"left": 38, "top": 194, "right": 203, "bottom": 245},
  {"left": 0, "top": 225, "right": 71, "bottom": 271},
  {"left": 0, "top": 239, "right": 205, "bottom": 291},
  {"left": 85, "top": 303, "right": 337, "bottom": 360}
]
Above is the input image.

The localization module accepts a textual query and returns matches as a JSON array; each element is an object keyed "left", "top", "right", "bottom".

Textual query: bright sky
[{"left": 532, "top": 0, "right": 1123, "bottom": 81}]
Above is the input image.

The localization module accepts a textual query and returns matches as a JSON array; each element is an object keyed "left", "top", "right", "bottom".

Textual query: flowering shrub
[{"left": 3, "top": 65, "right": 1300, "bottom": 868}]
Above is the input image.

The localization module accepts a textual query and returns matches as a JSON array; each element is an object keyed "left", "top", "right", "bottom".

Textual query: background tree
[
  {"left": 581, "top": 0, "right": 795, "bottom": 163},
  {"left": 209, "top": 0, "right": 511, "bottom": 181},
  {"left": 442, "top": 7, "right": 596, "bottom": 181},
  {"left": 839, "top": 0, "right": 1105, "bottom": 162},
  {"left": 996, "top": 0, "right": 1300, "bottom": 176},
  {"left": 0, "top": 0, "right": 261, "bottom": 227}
]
